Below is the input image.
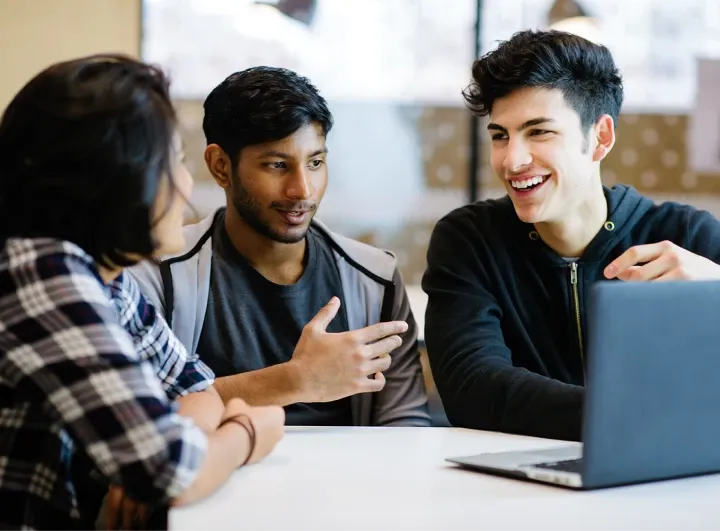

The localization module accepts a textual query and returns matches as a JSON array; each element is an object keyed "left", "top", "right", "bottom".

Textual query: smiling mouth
[
  {"left": 276, "top": 209, "right": 312, "bottom": 226},
  {"left": 509, "top": 175, "right": 550, "bottom": 191}
]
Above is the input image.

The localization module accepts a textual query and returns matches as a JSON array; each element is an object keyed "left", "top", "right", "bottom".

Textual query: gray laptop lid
[{"left": 582, "top": 280, "right": 720, "bottom": 488}]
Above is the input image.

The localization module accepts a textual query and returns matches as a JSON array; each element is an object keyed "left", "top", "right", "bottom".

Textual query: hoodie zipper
[{"left": 569, "top": 262, "right": 585, "bottom": 382}]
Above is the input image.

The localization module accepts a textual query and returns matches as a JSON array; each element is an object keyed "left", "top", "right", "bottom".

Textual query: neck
[
  {"left": 224, "top": 205, "right": 307, "bottom": 285},
  {"left": 534, "top": 183, "right": 608, "bottom": 258}
]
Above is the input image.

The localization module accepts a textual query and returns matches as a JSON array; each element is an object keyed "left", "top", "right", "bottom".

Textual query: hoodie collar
[{"left": 514, "top": 184, "right": 655, "bottom": 264}]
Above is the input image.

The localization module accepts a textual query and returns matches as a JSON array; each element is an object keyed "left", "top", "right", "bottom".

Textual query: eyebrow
[
  {"left": 487, "top": 117, "right": 556, "bottom": 133},
  {"left": 258, "top": 148, "right": 329, "bottom": 159}
]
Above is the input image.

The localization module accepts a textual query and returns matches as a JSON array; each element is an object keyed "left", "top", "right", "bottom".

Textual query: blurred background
[
  {"left": 2, "top": 0, "right": 720, "bottom": 423},
  {"left": 3, "top": 0, "right": 720, "bottom": 285}
]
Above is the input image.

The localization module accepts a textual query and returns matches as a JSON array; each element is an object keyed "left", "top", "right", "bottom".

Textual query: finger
[
  {"left": 367, "top": 335, "right": 402, "bottom": 357},
  {"left": 307, "top": 297, "right": 340, "bottom": 332},
  {"left": 604, "top": 243, "right": 667, "bottom": 278},
  {"left": 353, "top": 321, "right": 408, "bottom": 344},
  {"left": 106, "top": 486, "right": 124, "bottom": 530},
  {"left": 121, "top": 495, "right": 136, "bottom": 530},
  {"left": 654, "top": 269, "right": 683, "bottom": 282},
  {"left": 616, "top": 254, "right": 674, "bottom": 281},
  {"left": 363, "top": 372, "right": 386, "bottom": 392},
  {"left": 367, "top": 354, "right": 392, "bottom": 374}
]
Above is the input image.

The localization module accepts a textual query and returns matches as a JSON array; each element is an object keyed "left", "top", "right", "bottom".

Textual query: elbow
[
  {"left": 170, "top": 482, "right": 203, "bottom": 508},
  {"left": 443, "top": 401, "right": 499, "bottom": 432},
  {"left": 434, "top": 377, "right": 503, "bottom": 433},
  {"left": 118, "top": 432, "right": 206, "bottom": 507},
  {"left": 120, "top": 467, "right": 193, "bottom": 508}
]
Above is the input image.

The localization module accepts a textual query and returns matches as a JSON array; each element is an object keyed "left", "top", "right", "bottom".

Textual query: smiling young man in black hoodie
[{"left": 423, "top": 29, "right": 720, "bottom": 442}]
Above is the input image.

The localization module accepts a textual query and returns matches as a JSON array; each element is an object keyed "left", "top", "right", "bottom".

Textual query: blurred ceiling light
[{"left": 547, "top": 0, "right": 602, "bottom": 44}]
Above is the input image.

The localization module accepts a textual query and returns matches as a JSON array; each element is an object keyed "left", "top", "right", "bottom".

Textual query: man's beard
[{"left": 230, "top": 171, "right": 314, "bottom": 244}]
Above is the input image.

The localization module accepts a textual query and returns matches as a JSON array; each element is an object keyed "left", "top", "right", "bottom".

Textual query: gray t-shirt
[{"left": 196, "top": 211, "right": 353, "bottom": 426}]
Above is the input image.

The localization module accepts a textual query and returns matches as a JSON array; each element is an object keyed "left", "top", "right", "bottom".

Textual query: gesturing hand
[
  {"left": 604, "top": 241, "right": 720, "bottom": 282},
  {"left": 290, "top": 297, "right": 408, "bottom": 403}
]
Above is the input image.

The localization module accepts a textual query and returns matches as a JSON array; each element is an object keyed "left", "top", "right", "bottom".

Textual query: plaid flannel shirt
[{"left": 0, "top": 238, "right": 214, "bottom": 529}]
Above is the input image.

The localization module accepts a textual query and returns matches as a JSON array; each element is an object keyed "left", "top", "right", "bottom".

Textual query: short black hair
[
  {"left": 0, "top": 54, "right": 177, "bottom": 269},
  {"left": 463, "top": 30, "right": 624, "bottom": 132},
  {"left": 202, "top": 66, "right": 333, "bottom": 166}
]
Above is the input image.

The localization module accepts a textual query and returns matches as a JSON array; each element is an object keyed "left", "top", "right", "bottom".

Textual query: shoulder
[
  {"left": 436, "top": 195, "right": 515, "bottom": 236},
  {"left": 638, "top": 198, "right": 719, "bottom": 237},
  {"left": 640, "top": 198, "right": 720, "bottom": 255},
  {"left": 310, "top": 219, "right": 397, "bottom": 282},
  {"left": 643, "top": 198, "right": 713, "bottom": 222},
  {"left": 157, "top": 209, "right": 221, "bottom": 264},
  {"left": 3, "top": 237, "right": 96, "bottom": 271},
  {"left": 428, "top": 195, "right": 519, "bottom": 260},
  {"left": 0, "top": 239, "right": 126, "bottom": 357},
  {"left": 1, "top": 238, "right": 109, "bottom": 307}
]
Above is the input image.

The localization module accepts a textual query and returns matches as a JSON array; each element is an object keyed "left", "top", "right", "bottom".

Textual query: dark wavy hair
[
  {"left": 202, "top": 66, "right": 333, "bottom": 166},
  {"left": 0, "top": 54, "right": 178, "bottom": 269},
  {"left": 463, "top": 30, "right": 624, "bottom": 132}
]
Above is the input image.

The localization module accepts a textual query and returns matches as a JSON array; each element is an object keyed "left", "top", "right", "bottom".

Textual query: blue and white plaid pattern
[{"left": 0, "top": 238, "right": 213, "bottom": 529}]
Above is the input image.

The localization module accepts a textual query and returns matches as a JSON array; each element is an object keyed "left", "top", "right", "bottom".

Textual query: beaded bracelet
[{"left": 220, "top": 413, "right": 256, "bottom": 467}]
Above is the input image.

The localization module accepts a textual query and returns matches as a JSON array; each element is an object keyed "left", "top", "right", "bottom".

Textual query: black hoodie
[{"left": 423, "top": 184, "right": 720, "bottom": 441}]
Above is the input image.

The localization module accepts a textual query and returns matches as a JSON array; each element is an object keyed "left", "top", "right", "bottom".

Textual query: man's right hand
[{"left": 288, "top": 297, "right": 408, "bottom": 403}]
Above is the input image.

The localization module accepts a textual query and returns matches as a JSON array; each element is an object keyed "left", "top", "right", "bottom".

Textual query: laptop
[{"left": 446, "top": 280, "right": 720, "bottom": 490}]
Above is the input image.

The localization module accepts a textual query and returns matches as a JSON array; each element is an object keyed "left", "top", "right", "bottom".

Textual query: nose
[
  {"left": 504, "top": 138, "right": 533, "bottom": 173},
  {"left": 285, "top": 167, "right": 312, "bottom": 200}
]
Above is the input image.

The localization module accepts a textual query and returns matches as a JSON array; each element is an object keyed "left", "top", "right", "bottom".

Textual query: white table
[{"left": 170, "top": 427, "right": 720, "bottom": 530}]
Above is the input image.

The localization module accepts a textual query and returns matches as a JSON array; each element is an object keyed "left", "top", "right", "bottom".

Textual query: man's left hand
[{"left": 604, "top": 241, "right": 720, "bottom": 282}]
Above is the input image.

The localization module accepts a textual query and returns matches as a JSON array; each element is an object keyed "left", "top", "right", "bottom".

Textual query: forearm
[
  {"left": 213, "top": 362, "right": 307, "bottom": 406},
  {"left": 172, "top": 422, "right": 251, "bottom": 507},
  {"left": 176, "top": 387, "right": 224, "bottom": 433},
  {"left": 437, "top": 356, "right": 584, "bottom": 440}
]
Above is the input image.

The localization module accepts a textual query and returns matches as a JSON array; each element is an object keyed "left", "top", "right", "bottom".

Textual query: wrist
[
  {"left": 283, "top": 359, "right": 312, "bottom": 404},
  {"left": 219, "top": 415, "right": 254, "bottom": 467}
]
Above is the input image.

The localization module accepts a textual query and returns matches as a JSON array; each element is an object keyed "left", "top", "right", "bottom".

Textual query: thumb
[{"left": 308, "top": 297, "right": 340, "bottom": 332}]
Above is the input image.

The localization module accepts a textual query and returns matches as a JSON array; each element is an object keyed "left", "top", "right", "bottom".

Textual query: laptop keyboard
[{"left": 533, "top": 458, "right": 583, "bottom": 473}]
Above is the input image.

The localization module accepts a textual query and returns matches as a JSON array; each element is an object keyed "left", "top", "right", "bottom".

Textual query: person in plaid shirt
[{"left": 0, "top": 55, "right": 285, "bottom": 529}]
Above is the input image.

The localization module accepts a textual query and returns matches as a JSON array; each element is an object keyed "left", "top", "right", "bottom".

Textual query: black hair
[
  {"left": 202, "top": 66, "right": 333, "bottom": 166},
  {"left": 463, "top": 30, "right": 624, "bottom": 132},
  {"left": 0, "top": 54, "right": 178, "bottom": 269}
]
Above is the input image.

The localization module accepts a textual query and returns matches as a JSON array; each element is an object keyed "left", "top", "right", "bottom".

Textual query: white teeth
[{"left": 510, "top": 176, "right": 547, "bottom": 189}]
